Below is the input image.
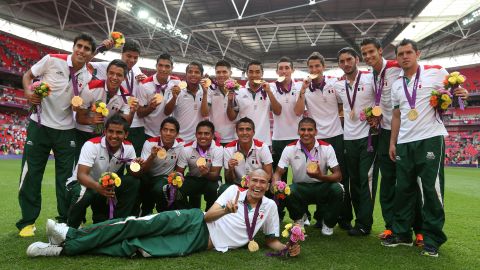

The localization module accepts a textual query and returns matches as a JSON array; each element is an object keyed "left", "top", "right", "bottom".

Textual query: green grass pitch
[{"left": 0, "top": 159, "right": 478, "bottom": 269}]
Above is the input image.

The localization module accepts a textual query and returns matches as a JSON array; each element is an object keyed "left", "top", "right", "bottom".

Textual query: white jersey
[
  {"left": 223, "top": 139, "right": 273, "bottom": 185},
  {"left": 208, "top": 86, "right": 237, "bottom": 143},
  {"left": 371, "top": 59, "right": 402, "bottom": 130},
  {"left": 76, "top": 79, "right": 130, "bottom": 133},
  {"left": 391, "top": 64, "right": 449, "bottom": 144},
  {"left": 140, "top": 137, "right": 184, "bottom": 177},
  {"left": 89, "top": 62, "right": 144, "bottom": 128},
  {"left": 138, "top": 75, "right": 180, "bottom": 137},
  {"left": 165, "top": 86, "right": 210, "bottom": 143},
  {"left": 334, "top": 71, "right": 375, "bottom": 140},
  {"left": 278, "top": 139, "right": 339, "bottom": 184},
  {"left": 30, "top": 54, "right": 91, "bottom": 130},
  {"left": 207, "top": 185, "right": 279, "bottom": 252},
  {"left": 66, "top": 136, "right": 136, "bottom": 185},
  {"left": 177, "top": 140, "right": 224, "bottom": 177},
  {"left": 304, "top": 76, "right": 344, "bottom": 139},
  {"left": 234, "top": 86, "right": 272, "bottom": 145},
  {"left": 271, "top": 81, "right": 302, "bottom": 140}
]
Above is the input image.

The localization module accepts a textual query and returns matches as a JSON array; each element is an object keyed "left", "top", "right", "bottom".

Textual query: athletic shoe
[
  {"left": 302, "top": 214, "right": 311, "bottom": 226},
  {"left": 415, "top": 233, "right": 424, "bottom": 247},
  {"left": 19, "top": 224, "right": 36, "bottom": 237},
  {"left": 348, "top": 226, "right": 370, "bottom": 236},
  {"left": 26, "top": 242, "right": 62, "bottom": 257},
  {"left": 46, "top": 219, "right": 68, "bottom": 245},
  {"left": 321, "top": 222, "right": 334, "bottom": 236},
  {"left": 338, "top": 221, "right": 353, "bottom": 231},
  {"left": 420, "top": 245, "right": 439, "bottom": 257},
  {"left": 381, "top": 235, "right": 413, "bottom": 247},
  {"left": 378, "top": 229, "right": 393, "bottom": 239}
]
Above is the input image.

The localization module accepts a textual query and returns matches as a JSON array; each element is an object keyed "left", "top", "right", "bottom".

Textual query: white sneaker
[
  {"left": 302, "top": 214, "right": 310, "bottom": 226},
  {"left": 321, "top": 221, "right": 334, "bottom": 236},
  {"left": 26, "top": 242, "right": 62, "bottom": 257},
  {"left": 46, "top": 219, "right": 68, "bottom": 245}
]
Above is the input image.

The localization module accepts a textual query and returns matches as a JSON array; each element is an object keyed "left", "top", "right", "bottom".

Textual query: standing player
[
  {"left": 164, "top": 62, "right": 210, "bottom": 143},
  {"left": 334, "top": 47, "right": 379, "bottom": 236},
  {"left": 227, "top": 61, "right": 282, "bottom": 146},
  {"left": 176, "top": 120, "right": 223, "bottom": 210},
  {"left": 383, "top": 39, "right": 468, "bottom": 257},
  {"left": 294, "top": 52, "right": 351, "bottom": 229},
  {"left": 17, "top": 33, "right": 95, "bottom": 237},
  {"left": 220, "top": 117, "right": 273, "bottom": 194},
  {"left": 137, "top": 53, "right": 180, "bottom": 139},
  {"left": 209, "top": 60, "right": 237, "bottom": 145}
]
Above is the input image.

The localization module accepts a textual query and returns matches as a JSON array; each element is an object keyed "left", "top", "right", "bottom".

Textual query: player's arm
[
  {"left": 164, "top": 85, "right": 181, "bottom": 115},
  {"left": 265, "top": 237, "right": 301, "bottom": 256},
  {"left": 264, "top": 83, "right": 282, "bottom": 115},
  {"left": 77, "top": 165, "right": 115, "bottom": 198},
  {"left": 389, "top": 108, "right": 401, "bottom": 162},
  {"left": 204, "top": 190, "right": 240, "bottom": 223}
]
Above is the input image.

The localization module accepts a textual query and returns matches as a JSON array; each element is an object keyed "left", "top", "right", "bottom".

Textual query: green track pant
[
  {"left": 127, "top": 127, "right": 145, "bottom": 157},
  {"left": 180, "top": 175, "right": 220, "bottom": 211}
]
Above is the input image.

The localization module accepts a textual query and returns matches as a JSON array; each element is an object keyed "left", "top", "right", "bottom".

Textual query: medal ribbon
[
  {"left": 373, "top": 68, "right": 386, "bottom": 106},
  {"left": 309, "top": 77, "right": 326, "bottom": 92},
  {"left": 345, "top": 72, "right": 362, "bottom": 111},
  {"left": 155, "top": 82, "right": 168, "bottom": 95},
  {"left": 275, "top": 81, "right": 292, "bottom": 95},
  {"left": 196, "top": 143, "right": 209, "bottom": 158},
  {"left": 243, "top": 198, "right": 262, "bottom": 241},
  {"left": 105, "top": 137, "right": 132, "bottom": 164},
  {"left": 69, "top": 67, "right": 80, "bottom": 97},
  {"left": 402, "top": 66, "right": 421, "bottom": 110},
  {"left": 300, "top": 141, "right": 317, "bottom": 162},
  {"left": 125, "top": 70, "right": 134, "bottom": 95},
  {"left": 237, "top": 142, "right": 254, "bottom": 159},
  {"left": 251, "top": 84, "right": 267, "bottom": 99}
]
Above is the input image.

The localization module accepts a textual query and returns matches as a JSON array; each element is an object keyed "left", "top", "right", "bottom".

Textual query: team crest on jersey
[
  {"left": 99, "top": 156, "right": 105, "bottom": 160},
  {"left": 70, "top": 141, "right": 76, "bottom": 147},
  {"left": 26, "top": 141, "right": 33, "bottom": 146},
  {"left": 395, "top": 156, "right": 401, "bottom": 161},
  {"left": 294, "top": 155, "right": 301, "bottom": 159},
  {"left": 56, "top": 71, "right": 64, "bottom": 76},
  {"left": 426, "top": 152, "right": 435, "bottom": 160}
]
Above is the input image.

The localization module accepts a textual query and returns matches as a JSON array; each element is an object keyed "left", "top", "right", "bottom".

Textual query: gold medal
[
  {"left": 247, "top": 240, "right": 259, "bottom": 252},
  {"left": 407, "top": 108, "right": 418, "bottom": 121},
  {"left": 154, "top": 93, "right": 163, "bottom": 103},
  {"left": 349, "top": 110, "right": 356, "bottom": 120},
  {"left": 372, "top": 106, "right": 382, "bottom": 117},
  {"left": 204, "top": 78, "right": 212, "bottom": 88},
  {"left": 129, "top": 162, "right": 141, "bottom": 172},
  {"left": 196, "top": 157, "right": 207, "bottom": 167},
  {"left": 157, "top": 148, "right": 167, "bottom": 159},
  {"left": 277, "top": 76, "right": 285, "bottom": 83},
  {"left": 306, "top": 161, "right": 318, "bottom": 174},
  {"left": 128, "top": 96, "right": 138, "bottom": 106},
  {"left": 308, "top": 74, "right": 318, "bottom": 80},
  {"left": 71, "top": 96, "right": 83, "bottom": 107},
  {"left": 178, "top": 81, "right": 187, "bottom": 89},
  {"left": 233, "top": 151, "right": 244, "bottom": 161},
  {"left": 253, "top": 80, "right": 263, "bottom": 85}
]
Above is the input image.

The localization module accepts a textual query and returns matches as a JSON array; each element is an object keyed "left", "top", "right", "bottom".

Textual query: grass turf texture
[{"left": 0, "top": 160, "right": 479, "bottom": 270}]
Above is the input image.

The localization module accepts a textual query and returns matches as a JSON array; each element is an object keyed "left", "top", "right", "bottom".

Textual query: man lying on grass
[{"left": 27, "top": 169, "right": 301, "bottom": 257}]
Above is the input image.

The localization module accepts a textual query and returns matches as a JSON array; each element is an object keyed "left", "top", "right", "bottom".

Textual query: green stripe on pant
[
  {"left": 17, "top": 121, "right": 76, "bottom": 229},
  {"left": 344, "top": 136, "right": 379, "bottom": 231},
  {"left": 64, "top": 208, "right": 209, "bottom": 257},
  {"left": 393, "top": 135, "right": 446, "bottom": 249}
]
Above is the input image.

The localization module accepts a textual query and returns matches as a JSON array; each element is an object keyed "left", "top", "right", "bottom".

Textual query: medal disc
[
  {"left": 196, "top": 157, "right": 207, "bottom": 167},
  {"left": 128, "top": 96, "right": 138, "bottom": 106},
  {"left": 71, "top": 96, "right": 83, "bottom": 107},
  {"left": 204, "top": 78, "right": 212, "bottom": 88},
  {"left": 407, "top": 109, "right": 418, "bottom": 121},
  {"left": 306, "top": 161, "right": 318, "bottom": 174},
  {"left": 178, "top": 81, "right": 187, "bottom": 89},
  {"left": 129, "top": 162, "right": 141, "bottom": 172},
  {"left": 233, "top": 151, "right": 244, "bottom": 161},
  {"left": 372, "top": 106, "right": 382, "bottom": 117},
  {"left": 277, "top": 76, "right": 285, "bottom": 83},
  {"left": 308, "top": 74, "right": 318, "bottom": 80},
  {"left": 349, "top": 110, "right": 356, "bottom": 120},
  {"left": 154, "top": 93, "right": 163, "bottom": 103},
  {"left": 157, "top": 148, "right": 167, "bottom": 159},
  {"left": 248, "top": 240, "right": 259, "bottom": 252},
  {"left": 253, "top": 80, "right": 263, "bottom": 85}
]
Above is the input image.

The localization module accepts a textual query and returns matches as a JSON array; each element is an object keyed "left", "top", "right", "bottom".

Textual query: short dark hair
[
  {"left": 337, "top": 47, "right": 359, "bottom": 61},
  {"left": 246, "top": 60, "right": 263, "bottom": 73},
  {"left": 360, "top": 37, "right": 382, "bottom": 49},
  {"left": 157, "top": 53, "right": 173, "bottom": 66},
  {"left": 307, "top": 52, "right": 325, "bottom": 66},
  {"left": 105, "top": 113, "right": 130, "bottom": 132},
  {"left": 276, "top": 56, "right": 293, "bottom": 70},
  {"left": 122, "top": 39, "right": 141, "bottom": 54},
  {"left": 395, "top": 39, "right": 419, "bottom": 55},
  {"left": 215, "top": 60, "right": 231, "bottom": 70},
  {"left": 299, "top": 117, "right": 317, "bottom": 129},
  {"left": 186, "top": 61, "right": 204, "bottom": 75},
  {"left": 236, "top": 117, "right": 255, "bottom": 132},
  {"left": 161, "top": 117, "right": 180, "bottom": 133},
  {"left": 73, "top": 33, "right": 96, "bottom": 53},
  {"left": 107, "top": 59, "right": 128, "bottom": 77},
  {"left": 196, "top": 120, "right": 215, "bottom": 133}
]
